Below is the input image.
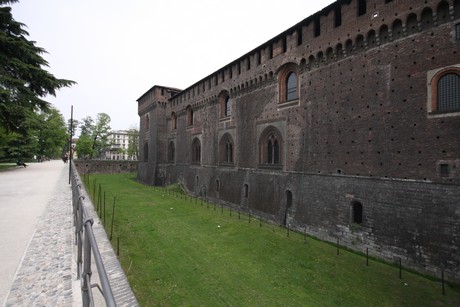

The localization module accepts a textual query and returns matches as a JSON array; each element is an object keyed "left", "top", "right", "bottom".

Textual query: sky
[{"left": 11, "top": 0, "right": 335, "bottom": 133}]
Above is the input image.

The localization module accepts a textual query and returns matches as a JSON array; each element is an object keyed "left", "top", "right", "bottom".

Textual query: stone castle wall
[
  {"left": 74, "top": 160, "right": 138, "bottom": 174},
  {"left": 137, "top": 0, "right": 460, "bottom": 280}
]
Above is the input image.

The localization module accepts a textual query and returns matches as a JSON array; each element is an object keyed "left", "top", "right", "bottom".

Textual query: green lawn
[{"left": 86, "top": 173, "right": 460, "bottom": 306}]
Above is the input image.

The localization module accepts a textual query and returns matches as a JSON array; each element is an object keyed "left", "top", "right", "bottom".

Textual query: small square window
[{"left": 439, "top": 163, "right": 450, "bottom": 177}]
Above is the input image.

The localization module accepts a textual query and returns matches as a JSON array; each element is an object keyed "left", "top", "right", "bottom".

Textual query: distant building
[{"left": 105, "top": 130, "right": 138, "bottom": 160}]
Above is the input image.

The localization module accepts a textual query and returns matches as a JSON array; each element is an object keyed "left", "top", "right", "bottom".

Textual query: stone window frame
[
  {"left": 427, "top": 66, "right": 460, "bottom": 118},
  {"left": 219, "top": 133, "right": 234, "bottom": 166},
  {"left": 258, "top": 126, "right": 283, "bottom": 169},
  {"left": 171, "top": 112, "right": 177, "bottom": 130},
  {"left": 191, "top": 137, "right": 201, "bottom": 164},
  {"left": 218, "top": 90, "right": 231, "bottom": 120},
  {"left": 243, "top": 184, "right": 249, "bottom": 198},
  {"left": 278, "top": 63, "right": 300, "bottom": 109},
  {"left": 186, "top": 105, "right": 194, "bottom": 127},
  {"left": 168, "top": 140, "right": 175, "bottom": 163},
  {"left": 350, "top": 200, "right": 363, "bottom": 226},
  {"left": 144, "top": 114, "right": 150, "bottom": 131}
]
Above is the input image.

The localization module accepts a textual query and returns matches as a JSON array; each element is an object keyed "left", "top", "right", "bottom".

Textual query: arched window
[
  {"left": 219, "top": 92, "right": 231, "bottom": 118},
  {"left": 345, "top": 39, "right": 353, "bottom": 55},
  {"left": 392, "top": 19, "right": 403, "bottom": 40},
  {"left": 421, "top": 7, "right": 433, "bottom": 30},
  {"left": 225, "top": 96, "right": 231, "bottom": 117},
  {"left": 351, "top": 201, "right": 363, "bottom": 225},
  {"left": 144, "top": 114, "right": 150, "bottom": 131},
  {"left": 267, "top": 134, "right": 280, "bottom": 164},
  {"left": 192, "top": 138, "right": 201, "bottom": 163},
  {"left": 286, "top": 73, "right": 297, "bottom": 101},
  {"left": 171, "top": 112, "right": 177, "bottom": 130},
  {"left": 259, "top": 126, "right": 283, "bottom": 166},
  {"left": 168, "top": 141, "right": 175, "bottom": 163},
  {"left": 335, "top": 43, "right": 344, "bottom": 60},
  {"left": 379, "top": 25, "right": 390, "bottom": 44},
  {"left": 186, "top": 105, "right": 194, "bottom": 126},
  {"left": 367, "top": 30, "right": 376, "bottom": 48},
  {"left": 437, "top": 1, "right": 450, "bottom": 25},
  {"left": 243, "top": 184, "right": 249, "bottom": 198},
  {"left": 406, "top": 13, "right": 418, "bottom": 35},
  {"left": 219, "top": 133, "right": 234, "bottom": 165},
  {"left": 278, "top": 64, "right": 299, "bottom": 103},
  {"left": 355, "top": 34, "right": 365, "bottom": 51},
  {"left": 143, "top": 142, "right": 149, "bottom": 162},
  {"left": 429, "top": 68, "right": 460, "bottom": 113}
]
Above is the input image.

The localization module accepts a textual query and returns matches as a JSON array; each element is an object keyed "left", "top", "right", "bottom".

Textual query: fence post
[{"left": 82, "top": 218, "right": 94, "bottom": 307}]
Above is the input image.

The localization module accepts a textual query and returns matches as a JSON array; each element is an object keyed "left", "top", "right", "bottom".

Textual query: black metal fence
[{"left": 71, "top": 162, "right": 116, "bottom": 307}]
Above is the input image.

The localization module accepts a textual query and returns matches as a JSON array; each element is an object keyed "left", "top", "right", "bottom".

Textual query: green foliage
[
  {"left": 75, "top": 134, "right": 94, "bottom": 159},
  {"left": 0, "top": 0, "right": 75, "bottom": 134},
  {"left": 87, "top": 173, "right": 460, "bottom": 307},
  {"left": 78, "top": 113, "right": 111, "bottom": 158},
  {"left": 35, "top": 108, "right": 68, "bottom": 158},
  {"left": 0, "top": 106, "right": 68, "bottom": 160},
  {"left": 126, "top": 128, "right": 139, "bottom": 159}
]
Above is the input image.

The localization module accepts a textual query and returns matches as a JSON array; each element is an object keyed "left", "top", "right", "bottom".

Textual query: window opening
[
  {"left": 216, "top": 179, "right": 220, "bottom": 192},
  {"left": 225, "top": 138, "right": 233, "bottom": 163},
  {"left": 297, "top": 28, "right": 302, "bottom": 46},
  {"left": 192, "top": 138, "right": 201, "bottom": 163},
  {"left": 352, "top": 201, "right": 363, "bottom": 225},
  {"left": 358, "top": 0, "right": 366, "bottom": 16},
  {"left": 145, "top": 114, "right": 150, "bottom": 131},
  {"left": 334, "top": 6, "right": 342, "bottom": 27},
  {"left": 243, "top": 184, "right": 249, "bottom": 198},
  {"left": 187, "top": 106, "right": 194, "bottom": 126},
  {"left": 225, "top": 96, "right": 231, "bottom": 117},
  {"left": 314, "top": 18, "right": 320, "bottom": 37},
  {"left": 284, "top": 190, "right": 293, "bottom": 226},
  {"left": 286, "top": 72, "right": 298, "bottom": 101},
  {"left": 143, "top": 142, "right": 149, "bottom": 162},
  {"left": 267, "top": 134, "right": 280, "bottom": 164},
  {"left": 437, "top": 73, "right": 460, "bottom": 112},
  {"left": 439, "top": 164, "right": 450, "bottom": 177},
  {"left": 168, "top": 141, "right": 175, "bottom": 162}
]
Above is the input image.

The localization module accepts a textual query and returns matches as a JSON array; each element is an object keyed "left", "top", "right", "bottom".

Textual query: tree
[
  {"left": 0, "top": 0, "right": 75, "bottom": 134},
  {"left": 79, "top": 116, "right": 94, "bottom": 137},
  {"left": 35, "top": 107, "right": 68, "bottom": 158},
  {"left": 127, "top": 128, "right": 139, "bottom": 160},
  {"left": 0, "top": 106, "right": 68, "bottom": 161},
  {"left": 78, "top": 113, "right": 111, "bottom": 158},
  {"left": 92, "top": 113, "right": 111, "bottom": 157},
  {"left": 75, "top": 134, "right": 93, "bottom": 159}
]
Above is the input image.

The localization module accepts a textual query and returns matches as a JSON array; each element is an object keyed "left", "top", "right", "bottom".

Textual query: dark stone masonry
[{"left": 137, "top": 0, "right": 460, "bottom": 281}]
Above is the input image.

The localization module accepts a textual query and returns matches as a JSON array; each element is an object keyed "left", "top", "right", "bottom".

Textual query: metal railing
[{"left": 71, "top": 162, "right": 116, "bottom": 307}]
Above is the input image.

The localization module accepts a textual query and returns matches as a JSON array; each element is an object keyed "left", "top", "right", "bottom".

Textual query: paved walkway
[{"left": 0, "top": 160, "right": 78, "bottom": 306}]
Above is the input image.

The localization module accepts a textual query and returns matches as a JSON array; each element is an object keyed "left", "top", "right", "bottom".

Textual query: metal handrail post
[
  {"left": 82, "top": 218, "right": 93, "bottom": 307},
  {"left": 85, "top": 224, "right": 117, "bottom": 307}
]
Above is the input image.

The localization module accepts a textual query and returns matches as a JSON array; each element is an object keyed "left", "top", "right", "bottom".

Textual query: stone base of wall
[
  {"left": 74, "top": 160, "right": 138, "bottom": 174},
  {"left": 138, "top": 163, "right": 460, "bottom": 282}
]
